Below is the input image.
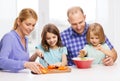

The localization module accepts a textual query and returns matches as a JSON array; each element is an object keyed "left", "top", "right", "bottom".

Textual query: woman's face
[
  {"left": 45, "top": 32, "right": 58, "bottom": 48},
  {"left": 18, "top": 18, "right": 36, "bottom": 36}
]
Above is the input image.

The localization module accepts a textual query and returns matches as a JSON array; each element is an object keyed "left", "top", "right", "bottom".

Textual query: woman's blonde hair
[
  {"left": 13, "top": 8, "right": 38, "bottom": 30},
  {"left": 86, "top": 23, "right": 105, "bottom": 44}
]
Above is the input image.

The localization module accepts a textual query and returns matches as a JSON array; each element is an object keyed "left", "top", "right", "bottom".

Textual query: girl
[
  {"left": 35, "top": 23, "right": 68, "bottom": 67},
  {"left": 79, "top": 23, "right": 114, "bottom": 64}
]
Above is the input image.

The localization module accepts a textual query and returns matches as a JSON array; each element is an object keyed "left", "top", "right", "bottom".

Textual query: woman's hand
[
  {"left": 102, "top": 56, "right": 114, "bottom": 66},
  {"left": 24, "top": 62, "right": 44, "bottom": 74}
]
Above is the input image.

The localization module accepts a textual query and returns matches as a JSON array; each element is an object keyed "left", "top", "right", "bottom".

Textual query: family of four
[{"left": 0, "top": 6, "right": 117, "bottom": 74}]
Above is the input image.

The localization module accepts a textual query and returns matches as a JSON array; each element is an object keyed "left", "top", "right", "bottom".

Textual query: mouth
[
  {"left": 50, "top": 42, "right": 56, "bottom": 46},
  {"left": 26, "top": 30, "right": 32, "bottom": 34},
  {"left": 76, "top": 28, "right": 83, "bottom": 33},
  {"left": 92, "top": 43, "right": 98, "bottom": 46}
]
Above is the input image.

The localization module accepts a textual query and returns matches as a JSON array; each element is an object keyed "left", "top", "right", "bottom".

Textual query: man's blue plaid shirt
[{"left": 60, "top": 23, "right": 113, "bottom": 66}]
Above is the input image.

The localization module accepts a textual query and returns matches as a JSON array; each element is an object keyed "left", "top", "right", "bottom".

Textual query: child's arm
[
  {"left": 61, "top": 54, "right": 68, "bottom": 66},
  {"left": 29, "top": 49, "right": 43, "bottom": 61},
  {"left": 53, "top": 54, "right": 67, "bottom": 66},
  {"left": 96, "top": 44, "right": 113, "bottom": 58},
  {"left": 53, "top": 47, "right": 68, "bottom": 66}
]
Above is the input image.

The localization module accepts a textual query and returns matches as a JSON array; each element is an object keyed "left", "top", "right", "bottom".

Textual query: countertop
[{"left": 0, "top": 63, "right": 120, "bottom": 81}]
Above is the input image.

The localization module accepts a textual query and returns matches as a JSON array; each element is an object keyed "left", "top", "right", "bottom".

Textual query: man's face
[{"left": 68, "top": 11, "right": 86, "bottom": 34}]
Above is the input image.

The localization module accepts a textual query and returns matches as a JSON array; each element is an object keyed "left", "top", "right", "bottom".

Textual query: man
[{"left": 60, "top": 6, "right": 117, "bottom": 66}]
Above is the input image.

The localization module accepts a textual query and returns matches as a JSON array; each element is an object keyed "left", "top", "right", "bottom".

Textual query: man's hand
[{"left": 102, "top": 56, "right": 114, "bottom": 66}]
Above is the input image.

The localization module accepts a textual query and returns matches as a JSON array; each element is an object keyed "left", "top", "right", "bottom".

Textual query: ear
[
  {"left": 84, "top": 14, "right": 86, "bottom": 19},
  {"left": 17, "top": 18, "right": 21, "bottom": 26},
  {"left": 68, "top": 18, "right": 70, "bottom": 23}
]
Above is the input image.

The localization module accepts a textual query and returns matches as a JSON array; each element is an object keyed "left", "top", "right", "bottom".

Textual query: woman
[{"left": 0, "top": 8, "right": 43, "bottom": 73}]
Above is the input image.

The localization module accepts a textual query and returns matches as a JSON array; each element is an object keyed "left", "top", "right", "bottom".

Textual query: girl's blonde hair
[
  {"left": 86, "top": 23, "right": 105, "bottom": 44},
  {"left": 41, "top": 23, "right": 63, "bottom": 51},
  {"left": 13, "top": 8, "right": 38, "bottom": 30}
]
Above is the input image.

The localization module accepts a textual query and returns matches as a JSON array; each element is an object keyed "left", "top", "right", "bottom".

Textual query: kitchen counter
[{"left": 0, "top": 63, "right": 120, "bottom": 81}]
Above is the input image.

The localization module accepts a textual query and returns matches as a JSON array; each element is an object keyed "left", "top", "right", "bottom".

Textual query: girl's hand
[
  {"left": 29, "top": 50, "right": 43, "bottom": 62},
  {"left": 24, "top": 61, "right": 44, "bottom": 74},
  {"left": 96, "top": 44, "right": 103, "bottom": 50},
  {"left": 79, "top": 50, "right": 86, "bottom": 58},
  {"left": 53, "top": 62, "right": 62, "bottom": 67},
  {"left": 35, "top": 49, "right": 43, "bottom": 57}
]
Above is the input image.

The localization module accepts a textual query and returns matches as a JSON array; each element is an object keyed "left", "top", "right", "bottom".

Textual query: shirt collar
[
  {"left": 12, "top": 30, "right": 28, "bottom": 41},
  {"left": 11, "top": 30, "right": 28, "bottom": 51}
]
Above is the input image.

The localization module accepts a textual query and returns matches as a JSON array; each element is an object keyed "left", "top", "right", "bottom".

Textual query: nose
[
  {"left": 29, "top": 26, "right": 34, "bottom": 31},
  {"left": 77, "top": 24, "right": 81, "bottom": 29},
  {"left": 93, "top": 39, "right": 96, "bottom": 42},
  {"left": 50, "top": 38, "right": 54, "bottom": 42}
]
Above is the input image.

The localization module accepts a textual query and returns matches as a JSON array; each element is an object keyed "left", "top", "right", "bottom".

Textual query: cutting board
[
  {"left": 31, "top": 66, "right": 71, "bottom": 74},
  {"left": 47, "top": 67, "right": 71, "bottom": 74}
]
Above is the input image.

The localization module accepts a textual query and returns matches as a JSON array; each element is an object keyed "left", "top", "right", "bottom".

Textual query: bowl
[{"left": 72, "top": 57, "right": 94, "bottom": 69}]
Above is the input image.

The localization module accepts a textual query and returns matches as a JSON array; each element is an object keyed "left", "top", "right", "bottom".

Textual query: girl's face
[
  {"left": 18, "top": 18, "right": 36, "bottom": 36},
  {"left": 90, "top": 32, "right": 100, "bottom": 46},
  {"left": 45, "top": 32, "right": 58, "bottom": 48}
]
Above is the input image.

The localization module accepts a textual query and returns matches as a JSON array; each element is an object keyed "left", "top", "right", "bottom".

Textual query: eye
[
  {"left": 32, "top": 24, "right": 36, "bottom": 27},
  {"left": 79, "top": 21, "right": 84, "bottom": 24},
  {"left": 96, "top": 38, "right": 99, "bottom": 40},
  {"left": 53, "top": 36, "right": 57, "bottom": 38},
  {"left": 72, "top": 23, "right": 77, "bottom": 26},
  {"left": 46, "top": 37, "right": 50, "bottom": 40},
  {"left": 90, "top": 37, "right": 94, "bottom": 39},
  {"left": 25, "top": 23, "right": 31, "bottom": 26}
]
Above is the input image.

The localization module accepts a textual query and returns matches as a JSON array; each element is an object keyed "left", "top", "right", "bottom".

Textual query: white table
[{"left": 0, "top": 63, "right": 120, "bottom": 81}]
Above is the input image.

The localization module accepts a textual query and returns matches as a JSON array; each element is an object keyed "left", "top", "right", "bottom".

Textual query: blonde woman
[{"left": 0, "top": 8, "right": 43, "bottom": 73}]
